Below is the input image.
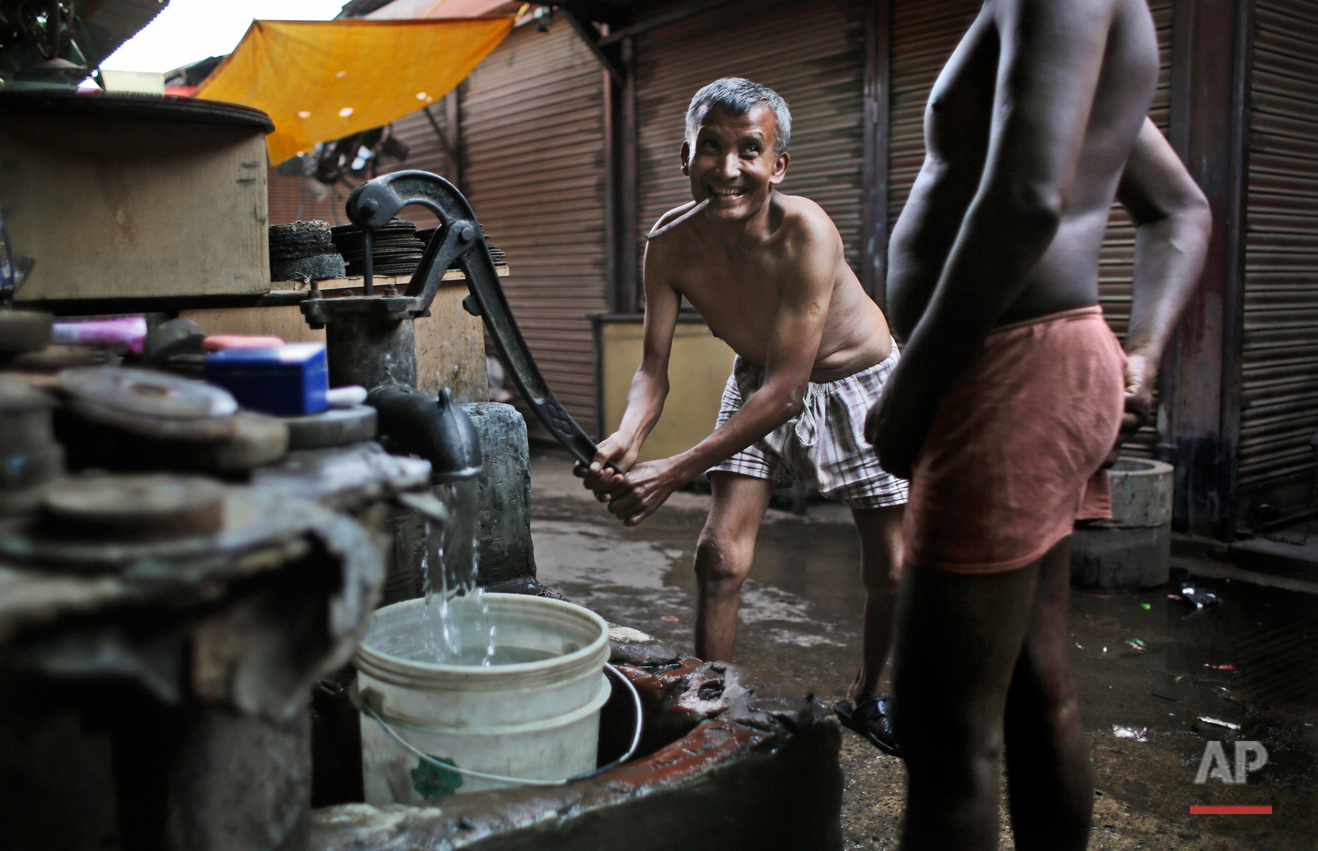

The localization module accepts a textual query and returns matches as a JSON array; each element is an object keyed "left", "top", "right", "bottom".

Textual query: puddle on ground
[
  {"left": 1071, "top": 575, "right": 1318, "bottom": 848},
  {"left": 532, "top": 486, "right": 1318, "bottom": 847},
  {"left": 1071, "top": 577, "right": 1318, "bottom": 730}
]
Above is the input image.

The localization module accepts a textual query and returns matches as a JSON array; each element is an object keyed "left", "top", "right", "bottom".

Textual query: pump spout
[{"left": 367, "top": 385, "right": 483, "bottom": 483}]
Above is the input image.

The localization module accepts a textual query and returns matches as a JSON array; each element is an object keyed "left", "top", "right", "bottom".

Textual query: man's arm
[
  {"left": 1113, "top": 117, "right": 1211, "bottom": 445},
  {"left": 868, "top": 0, "right": 1119, "bottom": 478},
  {"left": 576, "top": 240, "right": 682, "bottom": 493},
  {"left": 602, "top": 212, "right": 839, "bottom": 525}
]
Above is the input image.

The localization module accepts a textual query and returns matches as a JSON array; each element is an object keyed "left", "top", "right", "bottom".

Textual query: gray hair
[{"left": 685, "top": 78, "right": 792, "bottom": 156}]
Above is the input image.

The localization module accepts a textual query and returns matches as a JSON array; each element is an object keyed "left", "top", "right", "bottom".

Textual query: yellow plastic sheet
[{"left": 194, "top": 18, "right": 514, "bottom": 165}]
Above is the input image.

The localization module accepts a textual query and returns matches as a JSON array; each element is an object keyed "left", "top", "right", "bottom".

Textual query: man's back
[{"left": 886, "top": 0, "right": 1159, "bottom": 338}]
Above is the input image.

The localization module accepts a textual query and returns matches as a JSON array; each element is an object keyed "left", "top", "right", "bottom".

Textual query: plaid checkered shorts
[{"left": 708, "top": 341, "right": 909, "bottom": 508}]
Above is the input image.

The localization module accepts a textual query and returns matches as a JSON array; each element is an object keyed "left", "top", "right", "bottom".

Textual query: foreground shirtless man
[
  {"left": 580, "top": 79, "right": 906, "bottom": 749},
  {"left": 867, "top": 0, "right": 1212, "bottom": 847}
]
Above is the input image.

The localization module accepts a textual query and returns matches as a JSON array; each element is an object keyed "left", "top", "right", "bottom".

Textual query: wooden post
[
  {"left": 1164, "top": 0, "right": 1252, "bottom": 539},
  {"left": 604, "top": 37, "right": 639, "bottom": 315},
  {"left": 860, "top": 0, "right": 892, "bottom": 308}
]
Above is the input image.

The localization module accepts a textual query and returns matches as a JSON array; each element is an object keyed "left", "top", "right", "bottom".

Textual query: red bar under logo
[{"left": 1190, "top": 806, "right": 1272, "bottom": 815}]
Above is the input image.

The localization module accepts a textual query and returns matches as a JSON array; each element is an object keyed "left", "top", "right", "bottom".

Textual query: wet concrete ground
[{"left": 527, "top": 448, "right": 1318, "bottom": 851}]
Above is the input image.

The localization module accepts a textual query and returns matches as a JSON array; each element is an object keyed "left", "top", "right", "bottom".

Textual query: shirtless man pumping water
[
  {"left": 866, "top": 0, "right": 1212, "bottom": 847},
  {"left": 579, "top": 79, "right": 907, "bottom": 753}
]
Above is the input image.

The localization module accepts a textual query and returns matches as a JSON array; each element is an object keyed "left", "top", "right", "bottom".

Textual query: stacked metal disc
[
  {"left": 331, "top": 218, "right": 426, "bottom": 277},
  {"left": 269, "top": 220, "right": 346, "bottom": 282},
  {"left": 415, "top": 226, "right": 508, "bottom": 270},
  {"left": 0, "top": 374, "right": 64, "bottom": 516}
]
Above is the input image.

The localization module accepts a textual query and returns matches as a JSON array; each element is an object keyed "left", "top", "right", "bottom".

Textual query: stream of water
[{"left": 411, "top": 479, "right": 498, "bottom": 666}]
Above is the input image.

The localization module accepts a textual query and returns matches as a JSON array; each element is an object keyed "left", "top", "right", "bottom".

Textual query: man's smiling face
[{"left": 682, "top": 104, "right": 789, "bottom": 222}]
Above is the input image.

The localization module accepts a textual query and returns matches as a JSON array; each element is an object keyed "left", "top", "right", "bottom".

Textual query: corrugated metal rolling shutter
[
  {"left": 1238, "top": 0, "right": 1318, "bottom": 520},
  {"left": 461, "top": 17, "right": 609, "bottom": 437},
  {"left": 887, "top": 1, "right": 980, "bottom": 228},
  {"left": 634, "top": 0, "right": 867, "bottom": 274},
  {"left": 266, "top": 167, "right": 358, "bottom": 226},
  {"left": 888, "top": 0, "right": 1173, "bottom": 458}
]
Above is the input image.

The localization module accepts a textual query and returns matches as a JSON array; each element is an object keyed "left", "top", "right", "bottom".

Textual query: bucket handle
[{"left": 362, "top": 662, "right": 644, "bottom": 788}]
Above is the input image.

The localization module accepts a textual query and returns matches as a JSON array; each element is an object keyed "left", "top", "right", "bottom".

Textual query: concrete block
[
  {"left": 464, "top": 402, "right": 536, "bottom": 585},
  {"left": 1072, "top": 524, "right": 1171, "bottom": 589},
  {"left": 1108, "top": 458, "right": 1174, "bottom": 527},
  {"left": 167, "top": 705, "right": 311, "bottom": 851},
  {"left": 1072, "top": 458, "right": 1175, "bottom": 590}
]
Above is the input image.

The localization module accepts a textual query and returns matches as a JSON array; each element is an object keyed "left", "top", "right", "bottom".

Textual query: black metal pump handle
[{"left": 344, "top": 171, "right": 603, "bottom": 469}]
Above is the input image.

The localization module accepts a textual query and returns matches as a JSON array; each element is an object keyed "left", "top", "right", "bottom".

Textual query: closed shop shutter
[
  {"left": 1238, "top": 0, "right": 1318, "bottom": 521},
  {"left": 888, "top": 0, "right": 1173, "bottom": 458},
  {"left": 634, "top": 0, "right": 868, "bottom": 274},
  {"left": 887, "top": 1, "right": 979, "bottom": 230},
  {"left": 461, "top": 17, "right": 609, "bottom": 436}
]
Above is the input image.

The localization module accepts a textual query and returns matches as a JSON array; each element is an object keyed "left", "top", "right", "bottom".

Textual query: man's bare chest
[
  {"left": 925, "top": 20, "right": 996, "bottom": 162},
  {"left": 673, "top": 272, "right": 782, "bottom": 345}
]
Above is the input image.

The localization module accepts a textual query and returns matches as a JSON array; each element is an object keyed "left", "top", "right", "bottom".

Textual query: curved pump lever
[{"left": 344, "top": 171, "right": 603, "bottom": 469}]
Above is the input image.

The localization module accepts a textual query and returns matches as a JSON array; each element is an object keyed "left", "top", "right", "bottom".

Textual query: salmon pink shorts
[{"left": 904, "top": 306, "right": 1126, "bottom": 574}]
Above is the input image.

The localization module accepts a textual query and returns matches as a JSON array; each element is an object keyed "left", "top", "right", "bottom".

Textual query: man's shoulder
[
  {"left": 772, "top": 192, "right": 843, "bottom": 247},
  {"left": 650, "top": 201, "right": 702, "bottom": 236},
  {"left": 655, "top": 200, "right": 696, "bottom": 224}
]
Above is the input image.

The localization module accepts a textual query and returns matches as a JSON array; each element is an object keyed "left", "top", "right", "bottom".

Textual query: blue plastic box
[{"left": 203, "top": 343, "right": 329, "bottom": 416}]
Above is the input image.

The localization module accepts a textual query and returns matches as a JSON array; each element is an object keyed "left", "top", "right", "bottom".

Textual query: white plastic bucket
[{"left": 355, "top": 593, "right": 610, "bottom": 802}]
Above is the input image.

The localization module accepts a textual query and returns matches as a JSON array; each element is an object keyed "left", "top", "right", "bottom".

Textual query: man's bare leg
[
  {"left": 891, "top": 556, "right": 1041, "bottom": 851},
  {"left": 1004, "top": 538, "right": 1093, "bottom": 851},
  {"left": 847, "top": 504, "right": 905, "bottom": 703},
  {"left": 693, "top": 472, "right": 775, "bottom": 661}
]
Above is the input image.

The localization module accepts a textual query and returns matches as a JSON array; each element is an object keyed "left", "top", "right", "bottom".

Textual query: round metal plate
[
  {"left": 3, "top": 344, "right": 109, "bottom": 372},
  {"left": 0, "top": 375, "right": 62, "bottom": 496},
  {"left": 0, "top": 374, "right": 53, "bottom": 415},
  {"left": 284, "top": 405, "right": 377, "bottom": 450},
  {"left": 0, "top": 487, "right": 307, "bottom": 573},
  {"left": 0, "top": 311, "right": 53, "bottom": 354},
  {"left": 39, "top": 473, "right": 226, "bottom": 541},
  {"left": 59, "top": 366, "right": 237, "bottom": 440},
  {"left": 211, "top": 412, "right": 290, "bottom": 471}
]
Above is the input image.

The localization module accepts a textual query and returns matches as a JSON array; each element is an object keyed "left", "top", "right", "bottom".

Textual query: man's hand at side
[
  {"left": 865, "top": 363, "right": 938, "bottom": 481},
  {"left": 1101, "top": 351, "right": 1157, "bottom": 468}
]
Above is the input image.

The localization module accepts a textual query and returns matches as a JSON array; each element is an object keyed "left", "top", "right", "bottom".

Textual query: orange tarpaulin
[{"left": 193, "top": 17, "right": 514, "bottom": 165}]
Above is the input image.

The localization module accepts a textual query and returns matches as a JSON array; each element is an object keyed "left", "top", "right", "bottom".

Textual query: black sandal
[{"left": 834, "top": 697, "right": 902, "bottom": 758}]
